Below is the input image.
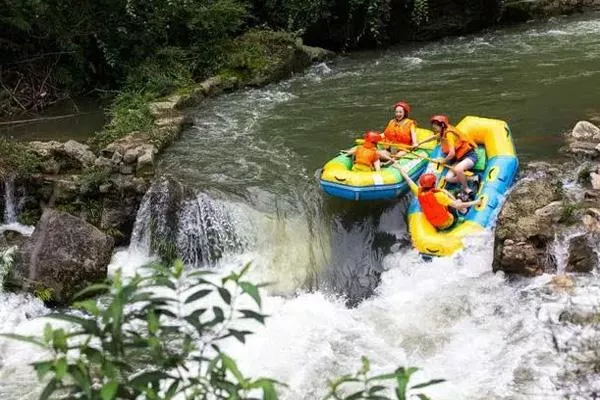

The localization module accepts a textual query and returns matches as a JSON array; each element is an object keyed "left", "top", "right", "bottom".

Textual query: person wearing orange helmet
[
  {"left": 382, "top": 101, "right": 418, "bottom": 157},
  {"left": 344, "top": 130, "right": 385, "bottom": 172},
  {"left": 396, "top": 168, "right": 481, "bottom": 230},
  {"left": 429, "top": 115, "right": 478, "bottom": 199}
]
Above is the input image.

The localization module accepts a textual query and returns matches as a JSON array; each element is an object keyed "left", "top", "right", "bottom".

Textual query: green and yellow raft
[{"left": 319, "top": 128, "right": 436, "bottom": 201}]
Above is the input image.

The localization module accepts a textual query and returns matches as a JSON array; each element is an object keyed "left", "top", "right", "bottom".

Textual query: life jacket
[
  {"left": 418, "top": 189, "right": 453, "bottom": 228},
  {"left": 384, "top": 118, "right": 415, "bottom": 145},
  {"left": 441, "top": 125, "right": 476, "bottom": 160},
  {"left": 354, "top": 145, "right": 378, "bottom": 169}
]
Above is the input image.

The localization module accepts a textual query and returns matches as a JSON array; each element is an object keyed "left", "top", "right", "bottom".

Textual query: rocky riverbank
[
  {"left": 0, "top": 40, "right": 333, "bottom": 304},
  {"left": 493, "top": 120, "right": 600, "bottom": 276}
]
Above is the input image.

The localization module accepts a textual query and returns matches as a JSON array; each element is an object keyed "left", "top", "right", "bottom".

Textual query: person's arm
[
  {"left": 410, "top": 122, "right": 418, "bottom": 147},
  {"left": 396, "top": 166, "right": 419, "bottom": 196},
  {"left": 443, "top": 133, "right": 456, "bottom": 163},
  {"left": 342, "top": 146, "right": 357, "bottom": 156},
  {"left": 450, "top": 197, "right": 482, "bottom": 209},
  {"left": 373, "top": 159, "right": 381, "bottom": 171}
]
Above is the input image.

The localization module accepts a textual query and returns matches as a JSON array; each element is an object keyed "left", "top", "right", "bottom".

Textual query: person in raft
[
  {"left": 344, "top": 130, "right": 385, "bottom": 172},
  {"left": 428, "top": 114, "right": 479, "bottom": 200},
  {"left": 396, "top": 169, "right": 482, "bottom": 230},
  {"left": 382, "top": 101, "right": 418, "bottom": 157}
]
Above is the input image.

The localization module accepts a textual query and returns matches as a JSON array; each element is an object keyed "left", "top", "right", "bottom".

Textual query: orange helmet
[
  {"left": 393, "top": 101, "right": 411, "bottom": 114},
  {"left": 419, "top": 173, "right": 437, "bottom": 189},
  {"left": 430, "top": 114, "right": 449, "bottom": 127},
  {"left": 364, "top": 130, "right": 382, "bottom": 144}
]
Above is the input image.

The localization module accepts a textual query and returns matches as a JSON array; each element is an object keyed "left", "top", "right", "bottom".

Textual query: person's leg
[{"left": 454, "top": 158, "right": 475, "bottom": 193}]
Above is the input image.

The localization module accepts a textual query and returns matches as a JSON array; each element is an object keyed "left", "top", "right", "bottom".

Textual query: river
[{"left": 1, "top": 12, "right": 600, "bottom": 400}]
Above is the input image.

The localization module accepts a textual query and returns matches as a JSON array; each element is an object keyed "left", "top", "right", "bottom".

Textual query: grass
[{"left": 0, "top": 138, "right": 41, "bottom": 178}]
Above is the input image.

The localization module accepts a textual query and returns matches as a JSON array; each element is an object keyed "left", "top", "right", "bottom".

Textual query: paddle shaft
[
  {"left": 402, "top": 152, "right": 473, "bottom": 176},
  {"left": 352, "top": 138, "right": 473, "bottom": 176}
]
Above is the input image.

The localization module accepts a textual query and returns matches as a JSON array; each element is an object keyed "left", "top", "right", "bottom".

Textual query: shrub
[{"left": 1, "top": 260, "right": 445, "bottom": 399}]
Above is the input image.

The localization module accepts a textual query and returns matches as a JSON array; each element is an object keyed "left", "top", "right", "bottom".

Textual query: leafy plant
[
  {"left": 0, "top": 246, "right": 17, "bottom": 290},
  {"left": 0, "top": 139, "right": 41, "bottom": 179},
  {"left": 325, "top": 356, "right": 444, "bottom": 400},
  {"left": 1, "top": 260, "right": 443, "bottom": 399},
  {"left": 1, "top": 261, "right": 277, "bottom": 399}
]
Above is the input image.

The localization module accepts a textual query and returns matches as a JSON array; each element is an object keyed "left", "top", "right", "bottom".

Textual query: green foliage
[
  {"left": 17, "top": 210, "right": 41, "bottom": 226},
  {"left": 224, "top": 29, "right": 298, "bottom": 80},
  {"left": 89, "top": 91, "right": 156, "bottom": 150},
  {"left": 0, "top": 139, "right": 41, "bottom": 178},
  {"left": 559, "top": 202, "right": 581, "bottom": 225},
  {"left": 577, "top": 164, "right": 592, "bottom": 184},
  {"left": 33, "top": 286, "right": 56, "bottom": 302},
  {"left": 0, "top": 246, "right": 17, "bottom": 290},
  {"left": 2, "top": 261, "right": 278, "bottom": 399},
  {"left": 412, "top": 0, "right": 430, "bottom": 26},
  {"left": 1, "top": 260, "right": 443, "bottom": 399},
  {"left": 325, "top": 356, "right": 444, "bottom": 400},
  {"left": 80, "top": 167, "right": 112, "bottom": 194}
]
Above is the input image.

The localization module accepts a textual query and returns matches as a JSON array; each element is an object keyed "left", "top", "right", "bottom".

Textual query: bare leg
[{"left": 453, "top": 158, "right": 475, "bottom": 192}]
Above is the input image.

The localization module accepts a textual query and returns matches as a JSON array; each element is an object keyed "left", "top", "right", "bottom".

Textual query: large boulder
[
  {"left": 566, "top": 235, "right": 597, "bottom": 273},
  {"left": 563, "top": 120, "right": 600, "bottom": 158},
  {"left": 494, "top": 163, "right": 564, "bottom": 275},
  {"left": 28, "top": 140, "right": 97, "bottom": 172},
  {"left": 15, "top": 209, "right": 114, "bottom": 304}
]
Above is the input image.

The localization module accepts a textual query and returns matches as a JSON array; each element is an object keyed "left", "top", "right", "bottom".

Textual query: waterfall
[{"left": 3, "top": 175, "right": 17, "bottom": 224}]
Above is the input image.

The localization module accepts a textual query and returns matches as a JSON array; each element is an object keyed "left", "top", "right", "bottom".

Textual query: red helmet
[
  {"left": 419, "top": 173, "right": 437, "bottom": 189},
  {"left": 430, "top": 114, "right": 449, "bottom": 127},
  {"left": 393, "top": 101, "right": 411, "bottom": 114},
  {"left": 364, "top": 130, "right": 382, "bottom": 144}
]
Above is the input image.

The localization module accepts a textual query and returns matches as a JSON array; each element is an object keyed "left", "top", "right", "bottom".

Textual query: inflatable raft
[
  {"left": 407, "top": 116, "right": 519, "bottom": 257},
  {"left": 319, "top": 128, "right": 436, "bottom": 201}
]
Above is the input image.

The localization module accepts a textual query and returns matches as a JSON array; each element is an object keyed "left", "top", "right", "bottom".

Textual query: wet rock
[
  {"left": 123, "top": 148, "right": 140, "bottom": 164},
  {"left": 571, "top": 121, "right": 600, "bottom": 141},
  {"left": 549, "top": 274, "right": 574, "bottom": 292},
  {"left": 94, "top": 156, "right": 113, "bottom": 170},
  {"left": 566, "top": 235, "right": 597, "bottom": 273},
  {"left": 100, "top": 197, "right": 140, "bottom": 246},
  {"left": 136, "top": 148, "right": 156, "bottom": 176},
  {"left": 173, "top": 88, "right": 205, "bottom": 109},
  {"left": 148, "top": 100, "right": 178, "bottom": 117},
  {"left": 119, "top": 164, "right": 134, "bottom": 175},
  {"left": 590, "top": 171, "right": 600, "bottom": 190},
  {"left": 29, "top": 140, "right": 96, "bottom": 171},
  {"left": 63, "top": 140, "right": 96, "bottom": 167},
  {"left": 301, "top": 45, "right": 336, "bottom": 62},
  {"left": 28, "top": 141, "right": 62, "bottom": 158},
  {"left": 494, "top": 165, "right": 563, "bottom": 275},
  {"left": 564, "top": 121, "right": 600, "bottom": 158},
  {"left": 14, "top": 209, "right": 114, "bottom": 304},
  {"left": 582, "top": 208, "right": 600, "bottom": 232}
]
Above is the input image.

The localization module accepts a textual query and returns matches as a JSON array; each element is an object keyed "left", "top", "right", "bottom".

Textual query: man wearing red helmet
[
  {"left": 344, "top": 130, "right": 386, "bottom": 172},
  {"left": 429, "top": 115, "right": 478, "bottom": 200},
  {"left": 396, "top": 168, "right": 481, "bottom": 230}
]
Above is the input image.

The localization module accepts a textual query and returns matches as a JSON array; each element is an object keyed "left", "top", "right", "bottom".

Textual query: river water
[{"left": 2, "top": 12, "right": 600, "bottom": 399}]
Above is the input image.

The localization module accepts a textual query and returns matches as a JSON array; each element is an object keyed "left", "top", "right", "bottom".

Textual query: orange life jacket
[
  {"left": 441, "top": 125, "right": 476, "bottom": 160},
  {"left": 384, "top": 118, "right": 415, "bottom": 145},
  {"left": 418, "top": 189, "right": 453, "bottom": 228},
  {"left": 354, "top": 145, "right": 378, "bottom": 169}
]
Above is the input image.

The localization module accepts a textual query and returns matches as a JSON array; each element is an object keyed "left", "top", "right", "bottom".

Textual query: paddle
[{"left": 402, "top": 152, "right": 474, "bottom": 177}]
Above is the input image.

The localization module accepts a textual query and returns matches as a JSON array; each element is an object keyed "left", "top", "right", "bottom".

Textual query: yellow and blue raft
[
  {"left": 319, "top": 128, "right": 436, "bottom": 201},
  {"left": 407, "top": 116, "right": 519, "bottom": 257}
]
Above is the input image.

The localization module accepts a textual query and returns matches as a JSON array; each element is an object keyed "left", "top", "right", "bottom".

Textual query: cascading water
[{"left": 3, "top": 12, "right": 600, "bottom": 399}]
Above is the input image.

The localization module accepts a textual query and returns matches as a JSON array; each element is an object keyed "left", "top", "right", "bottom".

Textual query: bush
[
  {"left": 0, "top": 138, "right": 41, "bottom": 178},
  {"left": 1, "top": 260, "right": 445, "bottom": 399},
  {"left": 89, "top": 91, "right": 156, "bottom": 150}
]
